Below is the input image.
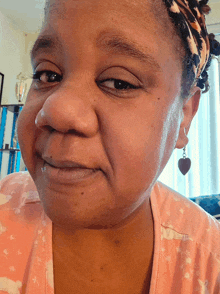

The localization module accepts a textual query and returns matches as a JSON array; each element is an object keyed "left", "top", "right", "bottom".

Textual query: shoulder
[
  {"left": 0, "top": 171, "right": 40, "bottom": 211},
  {"left": 152, "top": 181, "right": 220, "bottom": 255},
  {"left": 0, "top": 171, "right": 36, "bottom": 191},
  {"left": 0, "top": 171, "right": 42, "bottom": 229},
  {"left": 0, "top": 171, "right": 43, "bottom": 240},
  {"left": 0, "top": 173, "right": 47, "bottom": 287}
]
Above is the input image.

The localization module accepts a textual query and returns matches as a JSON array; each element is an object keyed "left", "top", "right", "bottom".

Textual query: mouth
[
  {"left": 42, "top": 156, "right": 91, "bottom": 169},
  {"left": 41, "top": 156, "right": 101, "bottom": 184}
]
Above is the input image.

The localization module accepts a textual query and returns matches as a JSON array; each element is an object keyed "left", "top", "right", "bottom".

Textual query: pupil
[
  {"left": 115, "top": 80, "right": 128, "bottom": 90},
  {"left": 48, "top": 73, "right": 56, "bottom": 82}
]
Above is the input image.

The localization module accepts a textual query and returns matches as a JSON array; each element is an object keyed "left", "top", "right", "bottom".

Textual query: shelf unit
[{"left": 0, "top": 104, "right": 26, "bottom": 178}]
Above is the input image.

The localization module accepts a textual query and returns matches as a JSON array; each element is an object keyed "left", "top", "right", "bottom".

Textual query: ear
[{"left": 175, "top": 87, "right": 201, "bottom": 149}]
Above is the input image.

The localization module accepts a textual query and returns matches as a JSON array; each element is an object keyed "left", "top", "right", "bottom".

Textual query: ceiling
[{"left": 0, "top": 0, "right": 220, "bottom": 34}]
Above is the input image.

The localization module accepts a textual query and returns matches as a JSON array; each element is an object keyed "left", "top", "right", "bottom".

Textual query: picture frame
[{"left": 0, "top": 72, "right": 4, "bottom": 105}]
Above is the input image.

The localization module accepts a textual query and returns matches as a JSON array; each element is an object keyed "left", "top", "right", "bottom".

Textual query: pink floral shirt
[{"left": 1, "top": 171, "right": 220, "bottom": 294}]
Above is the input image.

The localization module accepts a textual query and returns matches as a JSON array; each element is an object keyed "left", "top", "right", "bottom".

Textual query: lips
[
  {"left": 42, "top": 155, "right": 93, "bottom": 169},
  {"left": 40, "top": 154, "right": 101, "bottom": 184}
]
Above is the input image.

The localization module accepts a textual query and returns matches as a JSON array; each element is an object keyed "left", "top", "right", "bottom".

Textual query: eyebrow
[
  {"left": 31, "top": 32, "right": 162, "bottom": 72},
  {"left": 96, "top": 32, "right": 162, "bottom": 72},
  {"left": 30, "top": 35, "right": 59, "bottom": 62}
]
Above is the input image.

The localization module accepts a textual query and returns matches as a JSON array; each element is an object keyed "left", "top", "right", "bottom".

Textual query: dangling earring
[{"left": 178, "top": 145, "right": 191, "bottom": 175}]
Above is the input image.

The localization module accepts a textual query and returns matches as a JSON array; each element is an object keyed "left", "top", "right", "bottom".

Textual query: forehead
[
  {"left": 46, "top": 0, "right": 154, "bottom": 17},
  {"left": 41, "top": 0, "right": 179, "bottom": 55},
  {"left": 33, "top": 0, "right": 163, "bottom": 69},
  {"left": 44, "top": 0, "right": 162, "bottom": 34},
  {"left": 38, "top": 0, "right": 171, "bottom": 57},
  {"left": 44, "top": 0, "right": 174, "bottom": 33}
]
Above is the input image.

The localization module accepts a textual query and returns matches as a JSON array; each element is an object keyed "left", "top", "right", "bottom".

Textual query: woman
[{"left": 1, "top": 0, "right": 220, "bottom": 293}]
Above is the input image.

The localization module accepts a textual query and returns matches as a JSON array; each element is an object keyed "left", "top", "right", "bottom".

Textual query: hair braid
[
  {"left": 197, "top": 32, "right": 220, "bottom": 93},
  {"left": 165, "top": 0, "right": 220, "bottom": 97},
  {"left": 191, "top": 1, "right": 220, "bottom": 94}
]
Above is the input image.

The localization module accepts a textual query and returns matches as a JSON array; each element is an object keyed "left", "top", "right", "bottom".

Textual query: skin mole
[{"left": 100, "top": 263, "right": 108, "bottom": 271}]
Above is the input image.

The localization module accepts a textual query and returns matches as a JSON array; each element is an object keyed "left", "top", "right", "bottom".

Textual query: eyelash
[
  {"left": 32, "top": 71, "right": 62, "bottom": 83},
  {"left": 32, "top": 70, "right": 139, "bottom": 91},
  {"left": 98, "top": 78, "right": 139, "bottom": 90}
]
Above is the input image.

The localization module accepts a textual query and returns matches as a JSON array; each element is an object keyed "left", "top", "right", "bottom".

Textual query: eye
[
  {"left": 99, "top": 79, "right": 139, "bottom": 90},
  {"left": 32, "top": 70, "right": 62, "bottom": 84}
]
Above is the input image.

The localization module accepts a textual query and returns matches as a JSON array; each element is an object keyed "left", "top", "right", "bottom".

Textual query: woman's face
[{"left": 17, "top": 0, "right": 184, "bottom": 229}]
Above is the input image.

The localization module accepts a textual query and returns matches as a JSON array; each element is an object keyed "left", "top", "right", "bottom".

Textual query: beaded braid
[
  {"left": 166, "top": 0, "right": 220, "bottom": 95},
  {"left": 197, "top": 1, "right": 220, "bottom": 93},
  {"left": 197, "top": 32, "right": 220, "bottom": 93}
]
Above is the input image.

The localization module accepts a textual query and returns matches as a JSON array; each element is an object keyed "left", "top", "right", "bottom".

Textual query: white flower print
[
  {"left": 0, "top": 277, "right": 22, "bottom": 294},
  {"left": 0, "top": 193, "right": 12, "bottom": 206}
]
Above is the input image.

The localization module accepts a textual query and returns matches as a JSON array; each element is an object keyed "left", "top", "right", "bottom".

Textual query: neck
[{"left": 52, "top": 197, "right": 154, "bottom": 279}]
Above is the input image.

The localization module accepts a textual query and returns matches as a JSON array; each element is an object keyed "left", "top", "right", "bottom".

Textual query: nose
[{"left": 35, "top": 84, "right": 99, "bottom": 137}]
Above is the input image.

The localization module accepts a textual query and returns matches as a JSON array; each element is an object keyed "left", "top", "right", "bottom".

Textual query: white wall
[
  {"left": 206, "top": 2, "right": 220, "bottom": 64},
  {"left": 0, "top": 10, "right": 26, "bottom": 105},
  {"left": 206, "top": 2, "right": 220, "bottom": 26}
]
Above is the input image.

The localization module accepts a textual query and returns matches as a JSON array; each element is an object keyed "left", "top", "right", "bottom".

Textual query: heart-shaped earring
[{"left": 178, "top": 146, "right": 191, "bottom": 175}]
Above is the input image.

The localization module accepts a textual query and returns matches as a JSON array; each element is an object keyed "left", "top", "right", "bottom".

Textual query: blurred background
[{"left": 0, "top": 0, "right": 219, "bottom": 198}]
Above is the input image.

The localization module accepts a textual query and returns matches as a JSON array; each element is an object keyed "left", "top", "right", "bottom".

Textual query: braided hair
[
  {"left": 197, "top": 32, "right": 220, "bottom": 93},
  {"left": 168, "top": 0, "right": 220, "bottom": 96},
  {"left": 197, "top": 1, "right": 220, "bottom": 93}
]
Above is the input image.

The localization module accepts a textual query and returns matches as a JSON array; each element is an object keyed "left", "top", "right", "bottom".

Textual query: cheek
[
  {"left": 104, "top": 99, "right": 181, "bottom": 196},
  {"left": 102, "top": 106, "right": 164, "bottom": 195},
  {"left": 17, "top": 104, "right": 38, "bottom": 171}
]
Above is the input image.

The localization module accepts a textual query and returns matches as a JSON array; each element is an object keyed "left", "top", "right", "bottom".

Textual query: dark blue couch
[{"left": 190, "top": 194, "right": 220, "bottom": 221}]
